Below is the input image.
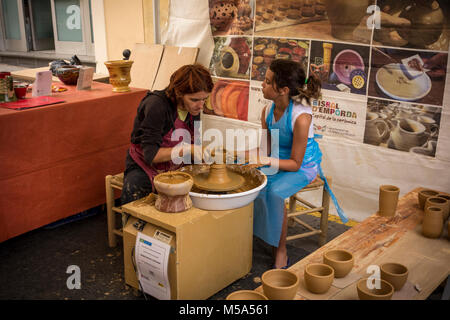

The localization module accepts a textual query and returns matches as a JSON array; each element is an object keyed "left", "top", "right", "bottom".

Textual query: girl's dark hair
[
  {"left": 269, "top": 59, "right": 321, "bottom": 104},
  {"left": 165, "top": 64, "right": 214, "bottom": 104}
]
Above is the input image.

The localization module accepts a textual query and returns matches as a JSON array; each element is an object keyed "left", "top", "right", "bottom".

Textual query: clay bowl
[
  {"left": 261, "top": 269, "right": 299, "bottom": 300},
  {"left": 357, "top": 278, "right": 394, "bottom": 300},
  {"left": 226, "top": 290, "right": 268, "bottom": 300},
  {"left": 304, "top": 263, "right": 334, "bottom": 294},
  {"left": 55, "top": 65, "right": 80, "bottom": 85},
  {"left": 418, "top": 189, "right": 439, "bottom": 209},
  {"left": 323, "top": 249, "right": 354, "bottom": 278},
  {"left": 153, "top": 171, "right": 193, "bottom": 196},
  {"left": 380, "top": 262, "right": 408, "bottom": 291}
]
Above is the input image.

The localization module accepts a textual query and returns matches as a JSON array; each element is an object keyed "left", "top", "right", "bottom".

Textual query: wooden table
[
  {"left": 11, "top": 66, "right": 109, "bottom": 83},
  {"left": 256, "top": 188, "right": 450, "bottom": 300},
  {"left": 0, "top": 82, "right": 147, "bottom": 242}
]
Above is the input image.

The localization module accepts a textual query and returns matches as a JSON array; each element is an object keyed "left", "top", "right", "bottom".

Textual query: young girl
[{"left": 253, "top": 59, "right": 347, "bottom": 269}]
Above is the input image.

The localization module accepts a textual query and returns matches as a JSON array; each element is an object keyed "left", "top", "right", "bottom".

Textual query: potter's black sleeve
[{"left": 136, "top": 95, "right": 169, "bottom": 165}]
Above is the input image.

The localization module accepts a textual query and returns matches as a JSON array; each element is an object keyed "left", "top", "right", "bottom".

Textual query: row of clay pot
[
  {"left": 357, "top": 262, "right": 409, "bottom": 300},
  {"left": 418, "top": 189, "right": 450, "bottom": 239}
]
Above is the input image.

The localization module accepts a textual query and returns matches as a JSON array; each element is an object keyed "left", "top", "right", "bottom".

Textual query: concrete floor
[{"left": 0, "top": 206, "right": 352, "bottom": 300}]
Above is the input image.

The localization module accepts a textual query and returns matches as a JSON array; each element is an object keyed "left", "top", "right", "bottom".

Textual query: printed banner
[{"left": 206, "top": 0, "right": 450, "bottom": 158}]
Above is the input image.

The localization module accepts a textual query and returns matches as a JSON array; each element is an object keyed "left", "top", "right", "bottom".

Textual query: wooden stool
[
  {"left": 105, "top": 173, "right": 124, "bottom": 247},
  {"left": 287, "top": 176, "right": 331, "bottom": 247}
]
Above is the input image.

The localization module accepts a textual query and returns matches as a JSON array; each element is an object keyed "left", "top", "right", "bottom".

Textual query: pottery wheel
[{"left": 193, "top": 164, "right": 245, "bottom": 192}]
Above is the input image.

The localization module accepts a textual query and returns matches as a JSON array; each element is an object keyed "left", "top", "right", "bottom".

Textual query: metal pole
[{"left": 152, "top": 0, "right": 160, "bottom": 44}]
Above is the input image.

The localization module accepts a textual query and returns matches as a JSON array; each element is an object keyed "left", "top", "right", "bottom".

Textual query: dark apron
[{"left": 128, "top": 113, "right": 196, "bottom": 193}]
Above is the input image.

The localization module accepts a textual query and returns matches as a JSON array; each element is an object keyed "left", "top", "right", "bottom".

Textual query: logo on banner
[{"left": 312, "top": 99, "right": 357, "bottom": 119}]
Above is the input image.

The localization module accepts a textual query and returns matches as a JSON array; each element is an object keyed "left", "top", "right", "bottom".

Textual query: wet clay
[{"left": 178, "top": 164, "right": 265, "bottom": 195}]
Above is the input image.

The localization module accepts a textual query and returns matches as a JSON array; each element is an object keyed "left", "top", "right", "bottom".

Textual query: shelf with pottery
[{"left": 253, "top": 187, "right": 450, "bottom": 300}]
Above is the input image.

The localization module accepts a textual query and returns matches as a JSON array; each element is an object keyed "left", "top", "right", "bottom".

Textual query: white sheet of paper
[
  {"left": 32, "top": 71, "right": 52, "bottom": 97},
  {"left": 76, "top": 67, "right": 94, "bottom": 90},
  {"left": 135, "top": 231, "right": 171, "bottom": 300}
]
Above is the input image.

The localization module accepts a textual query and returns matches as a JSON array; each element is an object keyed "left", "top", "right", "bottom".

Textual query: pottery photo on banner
[
  {"left": 364, "top": 112, "right": 390, "bottom": 145},
  {"left": 378, "top": 185, "right": 400, "bottom": 217},
  {"left": 323, "top": 0, "right": 371, "bottom": 41}
]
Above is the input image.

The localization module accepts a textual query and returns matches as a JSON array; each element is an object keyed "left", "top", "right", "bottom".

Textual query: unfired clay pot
[
  {"left": 323, "top": 249, "right": 354, "bottom": 278},
  {"left": 380, "top": 262, "right": 409, "bottom": 291},
  {"left": 422, "top": 206, "right": 443, "bottom": 239},
  {"left": 324, "top": 0, "right": 371, "bottom": 41},
  {"left": 418, "top": 189, "right": 439, "bottom": 209},
  {"left": 436, "top": 194, "right": 450, "bottom": 221},
  {"left": 304, "top": 263, "right": 334, "bottom": 294},
  {"left": 261, "top": 269, "right": 299, "bottom": 300},
  {"left": 226, "top": 290, "right": 268, "bottom": 300},
  {"left": 424, "top": 197, "right": 448, "bottom": 221},
  {"left": 153, "top": 171, "right": 193, "bottom": 213},
  {"left": 378, "top": 185, "right": 400, "bottom": 217},
  {"left": 357, "top": 278, "right": 394, "bottom": 300}
]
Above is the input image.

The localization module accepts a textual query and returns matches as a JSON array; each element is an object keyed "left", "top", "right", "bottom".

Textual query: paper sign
[
  {"left": 32, "top": 71, "right": 52, "bottom": 97},
  {"left": 135, "top": 232, "right": 171, "bottom": 300},
  {"left": 76, "top": 67, "right": 94, "bottom": 90}
]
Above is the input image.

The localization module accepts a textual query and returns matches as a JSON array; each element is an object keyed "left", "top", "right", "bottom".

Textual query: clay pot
[
  {"left": 436, "top": 194, "right": 450, "bottom": 221},
  {"left": 398, "top": 1, "right": 444, "bottom": 47},
  {"left": 418, "top": 189, "right": 439, "bottom": 210},
  {"left": 323, "top": 0, "right": 370, "bottom": 41},
  {"left": 154, "top": 172, "right": 193, "bottom": 213},
  {"left": 261, "top": 269, "right": 299, "bottom": 300},
  {"left": 422, "top": 206, "right": 443, "bottom": 239},
  {"left": 357, "top": 278, "right": 394, "bottom": 300},
  {"left": 104, "top": 60, "right": 134, "bottom": 93},
  {"left": 154, "top": 171, "right": 193, "bottom": 196},
  {"left": 323, "top": 249, "right": 354, "bottom": 278},
  {"left": 378, "top": 185, "right": 400, "bottom": 217},
  {"left": 226, "top": 290, "right": 268, "bottom": 300},
  {"left": 304, "top": 263, "right": 334, "bottom": 294},
  {"left": 424, "top": 197, "right": 449, "bottom": 221},
  {"left": 380, "top": 263, "right": 408, "bottom": 291}
]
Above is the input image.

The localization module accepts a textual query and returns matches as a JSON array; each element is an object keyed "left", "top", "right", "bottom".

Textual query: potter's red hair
[{"left": 165, "top": 64, "right": 213, "bottom": 104}]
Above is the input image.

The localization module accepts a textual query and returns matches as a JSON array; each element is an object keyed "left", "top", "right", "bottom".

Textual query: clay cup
[
  {"left": 323, "top": 249, "right": 354, "bottom": 278},
  {"left": 261, "top": 269, "right": 299, "bottom": 300},
  {"left": 380, "top": 263, "right": 409, "bottom": 291},
  {"left": 226, "top": 290, "right": 268, "bottom": 300},
  {"left": 357, "top": 278, "right": 394, "bottom": 300},
  {"left": 304, "top": 263, "right": 334, "bottom": 294},
  {"left": 418, "top": 189, "right": 439, "bottom": 209},
  {"left": 424, "top": 197, "right": 449, "bottom": 221},
  {"left": 436, "top": 194, "right": 450, "bottom": 220},
  {"left": 422, "top": 206, "right": 444, "bottom": 239},
  {"left": 378, "top": 185, "right": 400, "bottom": 217}
]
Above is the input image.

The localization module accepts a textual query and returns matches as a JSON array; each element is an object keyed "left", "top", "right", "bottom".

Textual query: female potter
[{"left": 120, "top": 64, "right": 214, "bottom": 213}]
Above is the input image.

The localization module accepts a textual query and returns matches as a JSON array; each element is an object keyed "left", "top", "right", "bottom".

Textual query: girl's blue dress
[{"left": 254, "top": 100, "right": 347, "bottom": 247}]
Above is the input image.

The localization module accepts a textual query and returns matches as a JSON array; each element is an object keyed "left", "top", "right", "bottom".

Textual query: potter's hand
[
  {"left": 423, "top": 53, "right": 447, "bottom": 79},
  {"left": 172, "top": 142, "right": 203, "bottom": 163},
  {"left": 373, "top": 12, "right": 411, "bottom": 47},
  {"left": 247, "top": 154, "right": 271, "bottom": 167}
]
